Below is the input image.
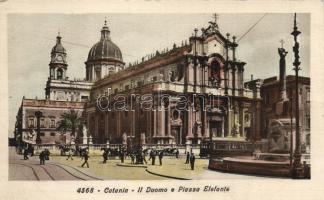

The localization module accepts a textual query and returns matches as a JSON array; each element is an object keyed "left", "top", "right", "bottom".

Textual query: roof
[
  {"left": 93, "top": 45, "right": 190, "bottom": 89},
  {"left": 262, "top": 75, "right": 310, "bottom": 87},
  {"left": 21, "top": 98, "right": 86, "bottom": 109}
]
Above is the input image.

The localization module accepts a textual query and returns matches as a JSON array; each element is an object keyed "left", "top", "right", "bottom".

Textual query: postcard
[{"left": 0, "top": 0, "right": 323, "bottom": 199}]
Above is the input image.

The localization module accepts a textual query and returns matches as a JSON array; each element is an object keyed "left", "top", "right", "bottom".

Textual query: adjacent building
[{"left": 14, "top": 33, "right": 92, "bottom": 147}]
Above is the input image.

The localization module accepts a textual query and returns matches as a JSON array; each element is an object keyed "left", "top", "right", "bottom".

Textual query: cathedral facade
[{"left": 85, "top": 20, "right": 262, "bottom": 146}]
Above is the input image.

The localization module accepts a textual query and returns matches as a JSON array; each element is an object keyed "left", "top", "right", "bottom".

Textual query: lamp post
[
  {"left": 291, "top": 13, "right": 302, "bottom": 178},
  {"left": 35, "top": 110, "right": 43, "bottom": 144}
]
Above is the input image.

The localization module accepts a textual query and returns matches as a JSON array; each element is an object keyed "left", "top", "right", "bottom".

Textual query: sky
[{"left": 8, "top": 13, "right": 310, "bottom": 136}]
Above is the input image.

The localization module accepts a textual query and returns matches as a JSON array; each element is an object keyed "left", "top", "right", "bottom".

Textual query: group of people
[
  {"left": 118, "top": 148, "right": 147, "bottom": 165},
  {"left": 21, "top": 145, "right": 196, "bottom": 170},
  {"left": 22, "top": 147, "right": 50, "bottom": 165},
  {"left": 148, "top": 150, "right": 164, "bottom": 165},
  {"left": 39, "top": 149, "right": 50, "bottom": 165},
  {"left": 185, "top": 152, "right": 196, "bottom": 170},
  {"left": 64, "top": 147, "right": 90, "bottom": 168},
  {"left": 22, "top": 146, "right": 34, "bottom": 160}
]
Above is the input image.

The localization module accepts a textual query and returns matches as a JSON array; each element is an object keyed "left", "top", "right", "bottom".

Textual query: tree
[{"left": 57, "top": 109, "right": 82, "bottom": 141}]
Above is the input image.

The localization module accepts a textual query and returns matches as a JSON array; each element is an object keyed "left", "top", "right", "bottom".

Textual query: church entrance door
[{"left": 209, "top": 120, "right": 223, "bottom": 138}]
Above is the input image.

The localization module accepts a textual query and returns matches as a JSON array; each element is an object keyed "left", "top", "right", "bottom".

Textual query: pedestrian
[
  {"left": 159, "top": 151, "right": 164, "bottom": 166},
  {"left": 44, "top": 149, "right": 50, "bottom": 160},
  {"left": 142, "top": 151, "right": 147, "bottom": 164},
  {"left": 66, "top": 148, "right": 74, "bottom": 160},
  {"left": 102, "top": 150, "right": 107, "bottom": 163},
  {"left": 185, "top": 152, "right": 190, "bottom": 164},
  {"left": 149, "top": 150, "right": 156, "bottom": 165},
  {"left": 120, "top": 150, "right": 125, "bottom": 163},
  {"left": 39, "top": 151, "right": 45, "bottom": 165},
  {"left": 81, "top": 151, "right": 89, "bottom": 168},
  {"left": 175, "top": 149, "right": 179, "bottom": 159},
  {"left": 30, "top": 146, "right": 34, "bottom": 157},
  {"left": 23, "top": 148, "right": 29, "bottom": 160},
  {"left": 190, "top": 153, "right": 195, "bottom": 170},
  {"left": 130, "top": 153, "right": 135, "bottom": 165}
]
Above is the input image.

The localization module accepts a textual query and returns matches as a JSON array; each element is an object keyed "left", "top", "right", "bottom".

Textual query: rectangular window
[
  {"left": 306, "top": 115, "right": 310, "bottom": 129},
  {"left": 50, "top": 119, "right": 55, "bottom": 128},
  {"left": 40, "top": 118, "right": 45, "bottom": 128},
  {"left": 28, "top": 118, "right": 34, "bottom": 128},
  {"left": 153, "top": 76, "right": 157, "bottom": 82},
  {"left": 306, "top": 91, "right": 310, "bottom": 102},
  {"left": 50, "top": 132, "right": 56, "bottom": 136},
  {"left": 40, "top": 132, "right": 45, "bottom": 137}
]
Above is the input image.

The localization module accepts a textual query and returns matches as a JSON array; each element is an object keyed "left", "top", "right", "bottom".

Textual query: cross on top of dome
[{"left": 101, "top": 18, "right": 110, "bottom": 40}]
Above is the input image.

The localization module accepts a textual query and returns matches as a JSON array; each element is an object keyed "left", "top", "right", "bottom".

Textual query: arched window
[
  {"left": 209, "top": 60, "right": 221, "bottom": 86},
  {"left": 57, "top": 68, "right": 63, "bottom": 80}
]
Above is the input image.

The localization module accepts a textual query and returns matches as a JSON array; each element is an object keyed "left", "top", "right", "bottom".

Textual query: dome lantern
[{"left": 101, "top": 19, "right": 111, "bottom": 40}]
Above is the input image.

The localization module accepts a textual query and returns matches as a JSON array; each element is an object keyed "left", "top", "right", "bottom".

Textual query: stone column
[
  {"left": 239, "top": 103, "right": 244, "bottom": 137},
  {"left": 202, "top": 65, "right": 205, "bottom": 86},
  {"left": 204, "top": 66, "right": 209, "bottom": 86},
  {"left": 231, "top": 66, "right": 236, "bottom": 96},
  {"left": 153, "top": 109, "right": 157, "bottom": 139},
  {"left": 105, "top": 112, "right": 109, "bottom": 142},
  {"left": 188, "top": 61, "right": 195, "bottom": 85},
  {"left": 187, "top": 105, "right": 193, "bottom": 139},
  {"left": 157, "top": 106, "right": 165, "bottom": 137},
  {"left": 222, "top": 117, "right": 225, "bottom": 138},
  {"left": 94, "top": 115, "right": 99, "bottom": 142},
  {"left": 227, "top": 65, "right": 232, "bottom": 90},
  {"left": 227, "top": 109, "right": 233, "bottom": 137},
  {"left": 236, "top": 67, "right": 240, "bottom": 91},
  {"left": 131, "top": 110, "right": 135, "bottom": 137},
  {"left": 278, "top": 47, "right": 288, "bottom": 101},
  {"left": 92, "top": 66, "right": 95, "bottom": 80},
  {"left": 202, "top": 110, "right": 207, "bottom": 139},
  {"left": 166, "top": 106, "right": 171, "bottom": 137},
  {"left": 117, "top": 112, "right": 121, "bottom": 137},
  {"left": 220, "top": 69, "right": 225, "bottom": 89},
  {"left": 255, "top": 101, "right": 262, "bottom": 141},
  {"left": 147, "top": 109, "right": 151, "bottom": 142}
]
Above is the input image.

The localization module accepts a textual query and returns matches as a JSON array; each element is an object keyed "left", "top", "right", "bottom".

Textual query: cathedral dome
[{"left": 87, "top": 21, "right": 123, "bottom": 63}]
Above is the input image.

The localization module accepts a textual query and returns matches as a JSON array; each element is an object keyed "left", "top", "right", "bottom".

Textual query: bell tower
[{"left": 49, "top": 32, "right": 68, "bottom": 80}]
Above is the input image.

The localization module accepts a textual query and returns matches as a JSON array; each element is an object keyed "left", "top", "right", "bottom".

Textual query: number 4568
[{"left": 77, "top": 187, "right": 94, "bottom": 193}]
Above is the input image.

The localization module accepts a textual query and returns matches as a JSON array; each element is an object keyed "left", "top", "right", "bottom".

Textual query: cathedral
[
  {"left": 18, "top": 16, "right": 314, "bottom": 150},
  {"left": 85, "top": 18, "right": 262, "bottom": 146}
]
